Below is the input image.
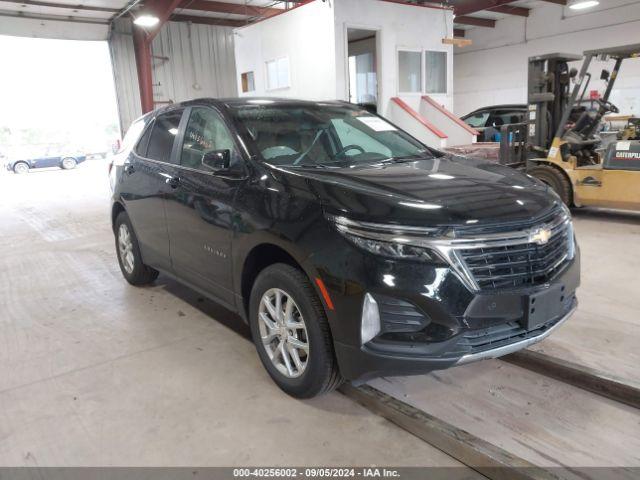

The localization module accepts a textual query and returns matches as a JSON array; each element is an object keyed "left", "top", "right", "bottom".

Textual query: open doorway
[
  {"left": 0, "top": 35, "right": 119, "bottom": 177},
  {"left": 347, "top": 28, "right": 378, "bottom": 113}
]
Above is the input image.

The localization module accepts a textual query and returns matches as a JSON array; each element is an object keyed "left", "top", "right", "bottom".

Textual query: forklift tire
[{"left": 528, "top": 165, "right": 572, "bottom": 206}]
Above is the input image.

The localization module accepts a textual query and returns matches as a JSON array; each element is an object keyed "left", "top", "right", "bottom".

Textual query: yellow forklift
[{"left": 509, "top": 44, "right": 640, "bottom": 211}]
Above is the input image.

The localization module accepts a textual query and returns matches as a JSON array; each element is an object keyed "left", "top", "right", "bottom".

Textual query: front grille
[{"left": 457, "top": 210, "right": 572, "bottom": 291}]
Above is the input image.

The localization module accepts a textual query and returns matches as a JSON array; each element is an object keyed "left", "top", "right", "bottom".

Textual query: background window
[
  {"left": 146, "top": 110, "right": 183, "bottom": 163},
  {"left": 398, "top": 51, "right": 422, "bottom": 93},
  {"left": 180, "top": 107, "right": 236, "bottom": 171},
  {"left": 425, "top": 51, "right": 447, "bottom": 94},
  {"left": 241, "top": 71, "right": 255, "bottom": 93},
  {"left": 266, "top": 57, "right": 290, "bottom": 90}
]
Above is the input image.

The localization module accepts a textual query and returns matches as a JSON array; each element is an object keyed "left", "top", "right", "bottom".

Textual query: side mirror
[
  {"left": 202, "top": 149, "right": 230, "bottom": 171},
  {"left": 600, "top": 69, "right": 610, "bottom": 81}
]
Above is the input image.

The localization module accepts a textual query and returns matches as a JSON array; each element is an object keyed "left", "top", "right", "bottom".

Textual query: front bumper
[
  {"left": 334, "top": 299, "right": 576, "bottom": 382},
  {"left": 313, "top": 234, "right": 580, "bottom": 382}
]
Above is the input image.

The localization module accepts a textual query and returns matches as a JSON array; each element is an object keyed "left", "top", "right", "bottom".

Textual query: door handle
[
  {"left": 165, "top": 176, "right": 180, "bottom": 188},
  {"left": 124, "top": 164, "right": 135, "bottom": 175}
]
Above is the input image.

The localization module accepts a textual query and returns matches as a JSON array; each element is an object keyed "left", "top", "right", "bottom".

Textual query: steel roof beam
[
  {"left": 455, "top": 15, "right": 496, "bottom": 27},
  {"left": 177, "top": 0, "right": 280, "bottom": 18},
  {"left": 487, "top": 4, "right": 529, "bottom": 16},
  {"left": 170, "top": 13, "right": 245, "bottom": 26},
  {"left": 453, "top": 0, "right": 517, "bottom": 16}
]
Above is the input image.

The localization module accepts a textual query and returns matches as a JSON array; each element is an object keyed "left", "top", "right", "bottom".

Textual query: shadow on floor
[{"left": 154, "top": 274, "right": 252, "bottom": 342}]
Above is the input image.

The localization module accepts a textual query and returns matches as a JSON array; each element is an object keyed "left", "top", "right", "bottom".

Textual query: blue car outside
[{"left": 6, "top": 153, "right": 87, "bottom": 174}]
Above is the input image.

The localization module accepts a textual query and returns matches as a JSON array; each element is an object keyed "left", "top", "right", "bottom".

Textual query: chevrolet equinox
[{"left": 109, "top": 98, "right": 579, "bottom": 398}]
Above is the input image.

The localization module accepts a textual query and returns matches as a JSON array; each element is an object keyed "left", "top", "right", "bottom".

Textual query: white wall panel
[{"left": 233, "top": 1, "right": 336, "bottom": 100}]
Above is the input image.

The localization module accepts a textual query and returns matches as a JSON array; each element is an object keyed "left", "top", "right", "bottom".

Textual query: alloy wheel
[
  {"left": 258, "top": 288, "right": 309, "bottom": 378},
  {"left": 118, "top": 224, "right": 135, "bottom": 274}
]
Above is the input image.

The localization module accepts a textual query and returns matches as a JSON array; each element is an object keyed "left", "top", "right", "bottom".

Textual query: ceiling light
[
  {"left": 134, "top": 14, "right": 159, "bottom": 27},
  {"left": 569, "top": 0, "right": 599, "bottom": 10}
]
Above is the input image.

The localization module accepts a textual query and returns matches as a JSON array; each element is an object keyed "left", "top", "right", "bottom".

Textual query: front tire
[
  {"left": 13, "top": 162, "right": 29, "bottom": 174},
  {"left": 114, "top": 211, "right": 159, "bottom": 285},
  {"left": 249, "top": 264, "right": 343, "bottom": 398},
  {"left": 528, "top": 164, "right": 572, "bottom": 205},
  {"left": 61, "top": 157, "right": 77, "bottom": 170}
]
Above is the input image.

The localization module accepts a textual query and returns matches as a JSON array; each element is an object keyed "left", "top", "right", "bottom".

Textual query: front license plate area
[{"left": 524, "top": 283, "right": 566, "bottom": 330}]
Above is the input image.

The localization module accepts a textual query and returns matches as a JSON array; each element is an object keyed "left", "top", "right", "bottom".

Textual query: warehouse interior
[{"left": 1, "top": 0, "right": 639, "bottom": 478}]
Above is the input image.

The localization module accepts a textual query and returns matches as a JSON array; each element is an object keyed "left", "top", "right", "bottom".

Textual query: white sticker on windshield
[
  {"left": 356, "top": 116, "right": 397, "bottom": 132},
  {"left": 617, "top": 141, "right": 631, "bottom": 151}
]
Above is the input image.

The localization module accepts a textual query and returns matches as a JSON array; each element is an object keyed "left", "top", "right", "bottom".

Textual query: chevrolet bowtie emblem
[{"left": 530, "top": 227, "right": 552, "bottom": 245}]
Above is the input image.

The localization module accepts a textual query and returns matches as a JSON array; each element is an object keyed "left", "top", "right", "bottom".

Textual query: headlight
[
  {"left": 566, "top": 219, "right": 576, "bottom": 260},
  {"left": 344, "top": 233, "right": 442, "bottom": 262},
  {"left": 559, "top": 201, "right": 572, "bottom": 218},
  {"left": 558, "top": 202, "right": 576, "bottom": 260},
  {"left": 326, "top": 214, "right": 446, "bottom": 263}
]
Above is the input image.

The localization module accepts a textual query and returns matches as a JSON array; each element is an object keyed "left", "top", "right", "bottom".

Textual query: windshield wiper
[{"left": 383, "top": 153, "right": 430, "bottom": 163}]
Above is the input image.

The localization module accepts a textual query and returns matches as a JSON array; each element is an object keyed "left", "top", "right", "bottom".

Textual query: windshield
[{"left": 230, "top": 103, "right": 431, "bottom": 167}]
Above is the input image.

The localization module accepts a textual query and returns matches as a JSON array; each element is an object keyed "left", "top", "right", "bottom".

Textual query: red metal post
[
  {"left": 133, "top": 27, "right": 155, "bottom": 114},
  {"left": 131, "top": 0, "right": 184, "bottom": 114}
]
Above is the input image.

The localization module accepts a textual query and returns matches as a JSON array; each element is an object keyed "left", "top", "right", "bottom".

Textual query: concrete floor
[
  {"left": 1, "top": 161, "right": 638, "bottom": 469},
  {"left": 0, "top": 163, "right": 471, "bottom": 468}
]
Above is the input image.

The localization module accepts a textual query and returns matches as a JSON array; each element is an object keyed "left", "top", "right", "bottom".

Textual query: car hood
[{"left": 271, "top": 155, "right": 562, "bottom": 227}]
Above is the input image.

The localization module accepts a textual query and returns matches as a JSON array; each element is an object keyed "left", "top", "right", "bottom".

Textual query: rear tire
[
  {"left": 114, "top": 211, "right": 159, "bottom": 285},
  {"left": 249, "top": 263, "right": 343, "bottom": 398},
  {"left": 61, "top": 157, "right": 77, "bottom": 170},
  {"left": 13, "top": 162, "right": 29, "bottom": 174},
  {"left": 528, "top": 164, "right": 572, "bottom": 205}
]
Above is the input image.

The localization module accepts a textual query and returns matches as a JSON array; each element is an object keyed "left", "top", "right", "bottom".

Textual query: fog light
[{"left": 361, "top": 293, "right": 381, "bottom": 344}]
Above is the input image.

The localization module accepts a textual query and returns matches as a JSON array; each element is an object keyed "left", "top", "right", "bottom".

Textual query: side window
[
  {"left": 146, "top": 110, "right": 183, "bottom": 163},
  {"left": 331, "top": 119, "right": 392, "bottom": 157},
  {"left": 180, "top": 107, "right": 238, "bottom": 171},
  {"left": 492, "top": 110, "right": 524, "bottom": 126},
  {"left": 118, "top": 119, "right": 146, "bottom": 154},
  {"left": 135, "top": 121, "right": 153, "bottom": 157}
]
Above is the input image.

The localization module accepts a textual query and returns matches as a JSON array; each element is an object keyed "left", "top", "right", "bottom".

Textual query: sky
[{"left": 0, "top": 35, "right": 120, "bottom": 152}]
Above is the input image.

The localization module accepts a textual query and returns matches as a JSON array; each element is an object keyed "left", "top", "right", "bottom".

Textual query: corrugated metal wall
[
  {"left": 109, "top": 18, "right": 238, "bottom": 136},
  {"left": 152, "top": 21, "right": 238, "bottom": 106},
  {"left": 109, "top": 19, "right": 142, "bottom": 137}
]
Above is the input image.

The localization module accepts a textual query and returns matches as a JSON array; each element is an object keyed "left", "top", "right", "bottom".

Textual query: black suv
[{"left": 110, "top": 98, "right": 579, "bottom": 398}]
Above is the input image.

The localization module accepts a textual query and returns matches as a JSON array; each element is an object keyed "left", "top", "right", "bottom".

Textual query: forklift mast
[{"left": 526, "top": 53, "right": 582, "bottom": 153}]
